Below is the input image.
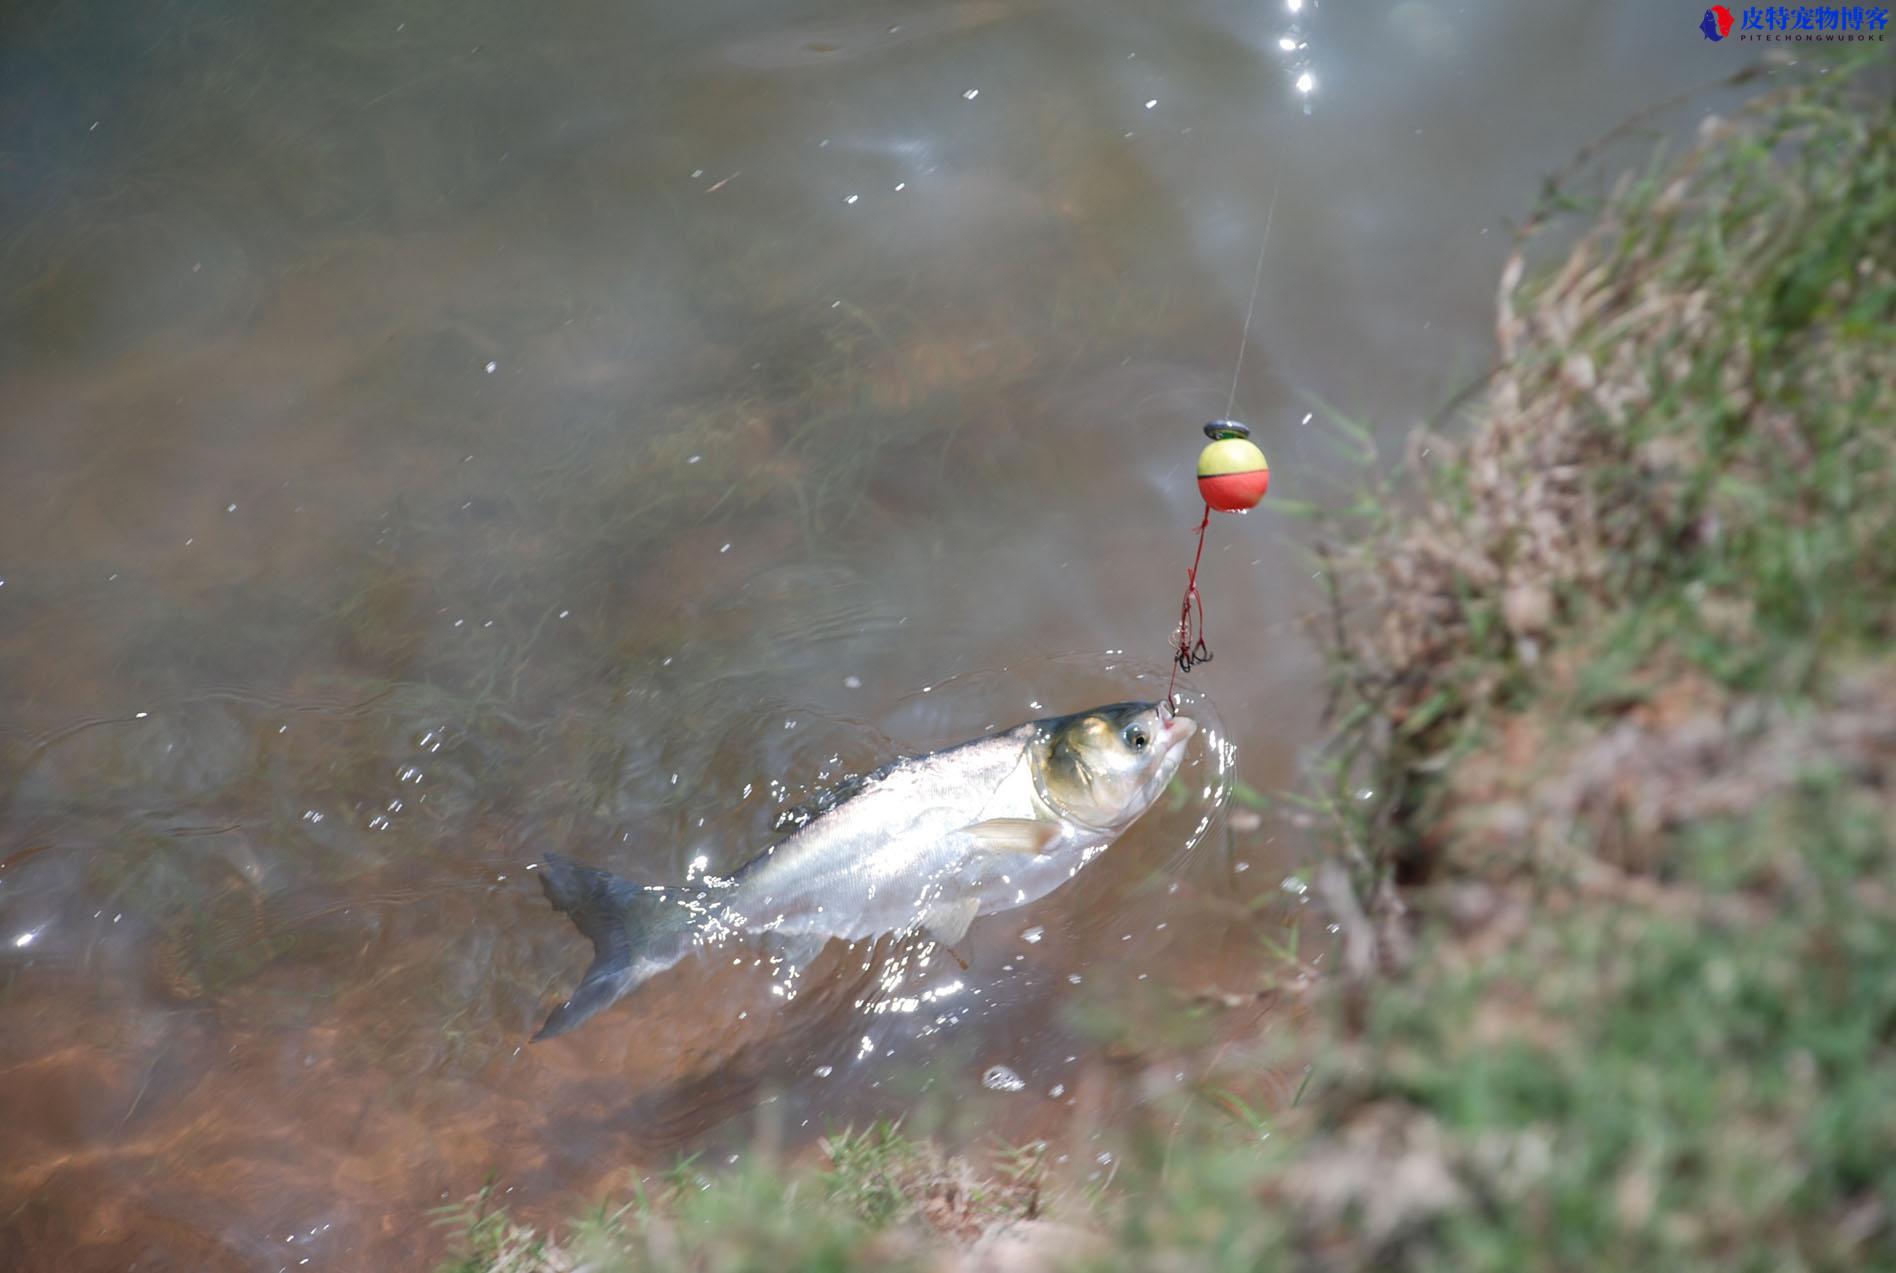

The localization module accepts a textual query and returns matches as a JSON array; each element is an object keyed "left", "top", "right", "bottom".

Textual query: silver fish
[{"left": 533, "top": 701, "right": 1196, "bottom": 1039}]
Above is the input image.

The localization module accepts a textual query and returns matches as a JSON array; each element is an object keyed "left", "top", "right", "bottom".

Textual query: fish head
[{"left": 1032, "top": 701, "right": 1197, "bottom": 832}]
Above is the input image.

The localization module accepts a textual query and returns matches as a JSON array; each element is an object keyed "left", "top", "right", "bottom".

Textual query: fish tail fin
[{"left": 533, "top": 851, "right": 689, "bottom": 1041}]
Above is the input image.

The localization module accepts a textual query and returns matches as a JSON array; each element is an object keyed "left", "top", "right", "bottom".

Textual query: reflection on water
[{"left": 3, "top": 0, "right": 1751, "bottom": 1264}]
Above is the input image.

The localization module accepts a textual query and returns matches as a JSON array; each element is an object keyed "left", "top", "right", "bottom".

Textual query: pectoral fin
[
  {"left": 960, "top": 817, "right": 1061, "bottom": 855},
  {"left": 923, "top": 897, "right": 981, "bottom": 946}
]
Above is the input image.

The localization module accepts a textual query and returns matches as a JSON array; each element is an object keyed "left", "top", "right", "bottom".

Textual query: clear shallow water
[{"left": 2, "top": 0, "right": 1755, "bottom": 1265}]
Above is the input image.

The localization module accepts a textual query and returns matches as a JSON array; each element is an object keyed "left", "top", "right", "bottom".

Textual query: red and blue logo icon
[{"left": 1701, "top": 4, "right": 1736, "bottom": 36}]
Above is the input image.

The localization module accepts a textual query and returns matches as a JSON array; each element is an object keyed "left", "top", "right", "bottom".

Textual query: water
[{"left": 1, "top": 0, "right": 1757, "bottom": 1264}]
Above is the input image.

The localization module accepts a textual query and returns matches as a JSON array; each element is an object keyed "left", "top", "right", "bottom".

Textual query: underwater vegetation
[{"left": 434, "top": 55, "right": 1895, "bottom": 1273}]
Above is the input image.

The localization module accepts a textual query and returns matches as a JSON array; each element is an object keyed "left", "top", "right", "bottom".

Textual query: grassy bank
[{"left": 438, "top": 60, "right": 1895, "bottom": 1272}]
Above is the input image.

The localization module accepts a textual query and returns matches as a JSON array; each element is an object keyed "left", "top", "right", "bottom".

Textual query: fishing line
[
  {"left": 1166, "top": 174, "right": 1280, "bottom": 712},
  {"left": 1225, "top": 177, "right": 1279, "bottom": 419}
]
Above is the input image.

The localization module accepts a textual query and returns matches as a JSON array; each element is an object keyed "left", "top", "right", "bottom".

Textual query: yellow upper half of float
[{"left": 1196, "top": 436, "right": 1269, "bottom": 477}]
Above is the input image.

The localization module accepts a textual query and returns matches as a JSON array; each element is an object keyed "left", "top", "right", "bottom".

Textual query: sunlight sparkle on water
[
  {"left": 1296, "top": 71, "right": 1316, "bottom": 94},
  {"left": 14, "top": 929, "right": 38, "bottom": 948}
]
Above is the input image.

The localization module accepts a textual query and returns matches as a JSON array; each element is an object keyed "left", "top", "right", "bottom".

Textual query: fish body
[{"left": 534, "top": 701, "right": 1195, "bottom": 1039}]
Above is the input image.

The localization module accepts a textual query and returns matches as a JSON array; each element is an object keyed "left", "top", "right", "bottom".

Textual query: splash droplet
[{"left": 982, "top": 1065, "right": 1026, "bottom": 1093}]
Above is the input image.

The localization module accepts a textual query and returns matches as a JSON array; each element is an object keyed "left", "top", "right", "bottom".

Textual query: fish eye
[{"left": 1123, "top": 725, "right": 1148, "bottom": 752}]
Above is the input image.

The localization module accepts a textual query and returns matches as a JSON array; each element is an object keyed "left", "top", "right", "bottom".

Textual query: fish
[{"left": 532, "top": 700, "right": 1197, "bottom": 1039}]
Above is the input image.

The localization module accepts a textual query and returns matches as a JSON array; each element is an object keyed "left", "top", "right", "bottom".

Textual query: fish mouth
[{"left": 1160, "top": 714, "right": 1198, "bottom": 754}]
